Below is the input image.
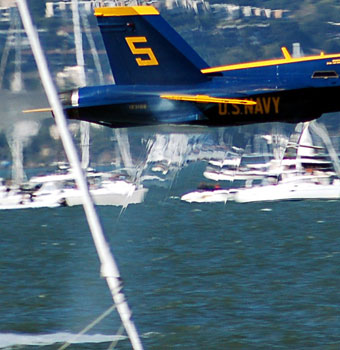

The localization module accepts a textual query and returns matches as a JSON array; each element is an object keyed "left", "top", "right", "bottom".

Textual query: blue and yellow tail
[{"left": 95, "top": 6, "right": 209, "bottom": 85}]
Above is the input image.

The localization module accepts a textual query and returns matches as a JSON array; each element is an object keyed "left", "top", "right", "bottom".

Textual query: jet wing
[{"left": 160, "top": 94, "right": 256, "bottom": 105}]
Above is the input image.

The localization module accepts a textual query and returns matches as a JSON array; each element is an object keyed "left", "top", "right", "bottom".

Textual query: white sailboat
[
  {"left": 65, "top": 175, "right": 148, "bottom": 206},
  {"left": 233, "top": 121, "right": 340, "bottom": 203},
  {"left": 0, "top": 9, "right": 54, "bottom": 210},
  {"left": 4, "top": 1, "right": 148, "bottom": 209},
  {"left": 234, "top": 176, "right": 340, "bottom": 203},
  {"left": 203, "top": 132, "right": 289, "bottom": 183},
  {"left": 142, "top": 133, "right": 192, "bottom": 184},
  {"left": 28, "top": 168, "right": 148, "bottom": 207},
  {"left": 181, "top": 182, "right": 229, "bottom": 203},
  {"left": 59, "top": 1, "right": 148, "bottom": 207}
]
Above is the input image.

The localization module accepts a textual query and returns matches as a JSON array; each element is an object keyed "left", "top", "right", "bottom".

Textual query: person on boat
[{"left": 197, "top": 182, "right": 221, "bottom": 191}]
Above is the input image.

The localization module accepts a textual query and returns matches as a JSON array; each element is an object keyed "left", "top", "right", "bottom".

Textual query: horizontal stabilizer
[
  {"left": 22, "top": 108, "right": 52, "bottom": 113},
  {"left": 160, "top": 94, "right": 257, "bottom": 105}
]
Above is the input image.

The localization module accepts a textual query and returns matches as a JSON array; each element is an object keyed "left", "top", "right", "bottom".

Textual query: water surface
[{"left": 1, "top": 166, "right": 339, "bottom": 349}]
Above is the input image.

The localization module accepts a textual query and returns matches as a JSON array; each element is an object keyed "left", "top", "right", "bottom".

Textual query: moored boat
[{"left": 181, "top": 183, "right": 229, "bottom": 203}]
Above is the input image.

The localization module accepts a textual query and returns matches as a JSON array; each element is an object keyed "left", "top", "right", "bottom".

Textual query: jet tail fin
[{"left": 95, "top": 6, "right": 209, "bottom": 85}]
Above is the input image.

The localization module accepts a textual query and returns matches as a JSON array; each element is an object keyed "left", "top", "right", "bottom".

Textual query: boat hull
[{"left": 234, "top": 181, "right": 340, "bottom": 203}]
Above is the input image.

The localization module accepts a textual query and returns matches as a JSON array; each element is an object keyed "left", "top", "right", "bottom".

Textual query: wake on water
[{"left": 0, "top": 332, "right": 127, "bottom": 348}]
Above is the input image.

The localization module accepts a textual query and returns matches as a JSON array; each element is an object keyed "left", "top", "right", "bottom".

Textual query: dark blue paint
[{"left": 62, "top": 8, "right": 340, "bottom": 128}]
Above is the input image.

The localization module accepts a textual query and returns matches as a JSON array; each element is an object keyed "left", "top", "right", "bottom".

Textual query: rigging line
[
  {"left": 57, "top": 304, "right": 117, "bottom": 350},
  {"left": 309, "top": 120, "right": 340, "bottom": 177},
  {"left": 71, "top": 0, "right": 91, "bottom": 170},
  {"left": 71, "top": 0, "right": 86, "bottom": 86},
  {"left": 0, "top": 18, "right": 15, "bottom": 88},
  {"left": 13, "top": 11, "right": 22, "bottom": 91},
  {"left": 107, "top": 325, "right": 125, "bottom": 350},
  {"left": 16, "top": 2, "right": 144, "bottom": 350},
  {"left": 79, "top": 8, "right": 105, "bottom": 85},
  {"left": 118, "top": 204, "right": 128, "bottom": 218}
]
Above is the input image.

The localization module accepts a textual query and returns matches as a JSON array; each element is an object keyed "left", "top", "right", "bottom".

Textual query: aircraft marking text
[
  {"left": 218, "top": 97, "right": 280, "bottom": 116},
  {"left": 327, "top": 58, "right": 340, "bottom": 65},
  {"left": 128, "top": 103, "right": 147, "bottom": 110},
  {"left": 125, "top": 37, "right": 159, "bottom": 66}
]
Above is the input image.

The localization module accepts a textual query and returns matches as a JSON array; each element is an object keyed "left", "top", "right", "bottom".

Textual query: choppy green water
[{"left": 1, "top": 166, "right": 340, "bottom": 350}]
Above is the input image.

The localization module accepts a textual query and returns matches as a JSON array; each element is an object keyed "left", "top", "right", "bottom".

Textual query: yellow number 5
[{"left": 125, "top": 37, "right": 159, "bottom": 66}]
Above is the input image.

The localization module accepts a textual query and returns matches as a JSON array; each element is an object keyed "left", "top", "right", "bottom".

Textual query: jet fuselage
[{"left": 63, "top": 53, "right": 340, "bottom": 128}]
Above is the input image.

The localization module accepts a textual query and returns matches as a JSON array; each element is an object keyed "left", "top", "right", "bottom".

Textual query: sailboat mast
[
  {"left": 16, "top": 2, "right": 144, "bottom": 349},
  {"left": 71, "top": 0, "right": 89, "bottom": 170},
  {"left": 309, "top": 121, "right": 340, "bottom": 177},
  {"left": 71, "top": 0, "right": 85, "bottom": 85},
  {"left": 115, "top": 128, "right": 135, "bottom": 177}
]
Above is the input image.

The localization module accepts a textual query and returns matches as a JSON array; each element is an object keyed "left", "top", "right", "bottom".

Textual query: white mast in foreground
[{"left": 16, "top": 2, "right": 144, "bottom": 350}]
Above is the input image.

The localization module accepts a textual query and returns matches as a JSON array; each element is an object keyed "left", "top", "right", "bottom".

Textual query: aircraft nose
[{"left": 59, "top": 89, "right": 79, "bottom": 107}]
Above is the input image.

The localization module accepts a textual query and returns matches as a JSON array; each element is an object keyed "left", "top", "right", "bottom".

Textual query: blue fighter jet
[{"left": 58, "top": 6, "right": 340, "bottom": 128}]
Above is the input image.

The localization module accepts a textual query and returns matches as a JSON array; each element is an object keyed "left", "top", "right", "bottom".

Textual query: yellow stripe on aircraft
[
  {"left": 202, "top": 51, "right": 340, "bottom": 74},
  {"left": 95, "top": 6, "right": 159, "bottom": 17},
  {"left": 161, "top": 94, "right": 256, "bottom": 105}
]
